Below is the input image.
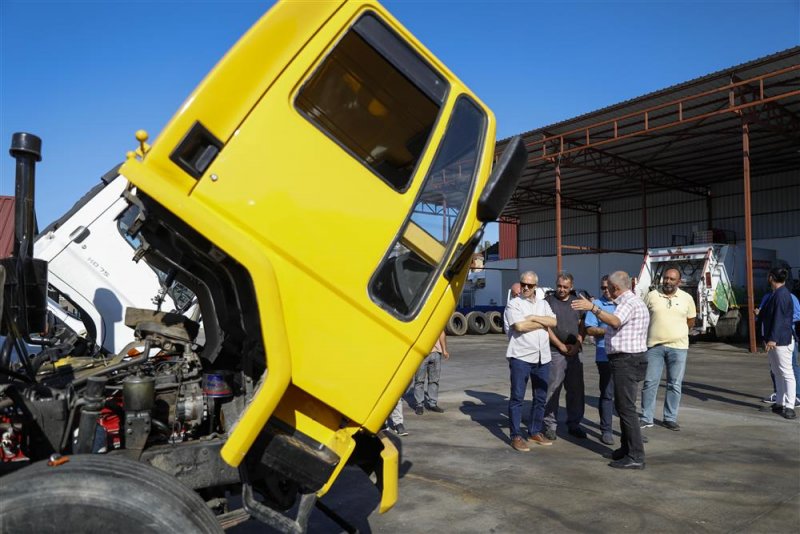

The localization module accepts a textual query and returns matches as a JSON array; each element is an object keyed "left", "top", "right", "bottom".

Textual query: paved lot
[{"left": 244, "top": 336, "right": 800, "bottom": 533}]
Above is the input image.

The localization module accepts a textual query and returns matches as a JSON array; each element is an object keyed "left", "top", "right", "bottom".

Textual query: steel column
[
  {"left": 641, "top": 180, "right": 648, "bottom": 253},
  {"left": 555, "top": 161, "right": 562, "bottom": 273},
  {"left": 596, "top": 209, "right": 602, "bottom": 251},
  {"left": 742, "top": 120, "right": 757, "bottom": 353}
]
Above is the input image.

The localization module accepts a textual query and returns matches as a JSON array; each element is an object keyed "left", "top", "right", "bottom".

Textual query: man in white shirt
[{"left": 503, "top": 271, "right": 557, "bottom": 452}]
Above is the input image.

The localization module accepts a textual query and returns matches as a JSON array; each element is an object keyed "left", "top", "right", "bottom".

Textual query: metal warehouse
[{"left": 492, "top": 46, "right": 800, "bottom": 353}]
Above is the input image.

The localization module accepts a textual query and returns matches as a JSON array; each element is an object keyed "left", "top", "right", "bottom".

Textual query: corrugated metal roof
[
  {"left": 0, "top": 196, "right": 14, "bottom": 258},
  {"left": 499, "top": 46, "right": 800, "bottom": 217}
]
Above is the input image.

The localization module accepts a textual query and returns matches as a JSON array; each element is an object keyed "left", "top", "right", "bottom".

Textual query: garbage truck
[
  {"left": 636, "top": 243, "right": 788, "bottom": 339},
  {"left": 0, "top": 1, "right": 526, "bottom": 532}
]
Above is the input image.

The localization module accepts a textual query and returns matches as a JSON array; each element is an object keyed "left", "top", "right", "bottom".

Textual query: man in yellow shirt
[{"left": 640, "top": 267, "right": 697, "bottom": 431}]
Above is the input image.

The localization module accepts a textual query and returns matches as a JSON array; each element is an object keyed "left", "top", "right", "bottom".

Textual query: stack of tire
[{"left": 445, "top": 310, "right": 504, "bottom": 336}]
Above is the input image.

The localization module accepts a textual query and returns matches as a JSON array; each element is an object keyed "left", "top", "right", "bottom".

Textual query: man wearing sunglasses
[
  {"left": 640, "top": 267, "right": 697, "bottom": 431},
  {"left": 584, "top": 275, "right": 617, "bottom": 445},
  {"left": 503, "top": 271, "right": 557, "bottom": 452}
]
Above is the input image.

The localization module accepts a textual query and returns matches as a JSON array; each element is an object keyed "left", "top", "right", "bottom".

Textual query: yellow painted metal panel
[{"left": 120, "top": 0, "right": 498, "bottom": 479}]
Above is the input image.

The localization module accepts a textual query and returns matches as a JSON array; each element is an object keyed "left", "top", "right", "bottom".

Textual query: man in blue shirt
[
  {"left": 757, "top": 287, "right": 800, "bottom": 406},
  {"left": 756, "top": 268, "right": 796, "bottom": 419},
  {"left": 584, "top": 275, "right": 618, "bottom": 445}
]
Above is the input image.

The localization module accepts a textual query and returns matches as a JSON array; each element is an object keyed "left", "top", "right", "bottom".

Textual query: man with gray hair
[
  {"left": 573, "top": 271, "right": 649, "bottom": 469},
  {"left": 503, "top": 270, "right": 557, "bottom": 452}
]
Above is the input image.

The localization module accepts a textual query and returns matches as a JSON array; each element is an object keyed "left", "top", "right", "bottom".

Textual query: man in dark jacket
[
  {"left": 543, "top": 272, "right": 587, "bottom": 440},
  {"left": 758, "top": 267, "right": 796, "bottom": 419}
]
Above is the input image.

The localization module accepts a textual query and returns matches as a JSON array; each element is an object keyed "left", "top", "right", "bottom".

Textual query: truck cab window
[
  {"left": 295, "top": 13, "right": 445, "bottom": 192},
  {"left": 371, "top": 97, "right": 487, "bottom": 318}
]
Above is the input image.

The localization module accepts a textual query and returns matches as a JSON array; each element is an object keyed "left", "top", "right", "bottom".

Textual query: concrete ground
[{"left": 241, "top": 336, "right": 800, "bottom": 533}]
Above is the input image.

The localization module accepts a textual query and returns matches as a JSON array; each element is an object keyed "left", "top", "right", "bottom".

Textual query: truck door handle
[{"left": 69, "top": 226, "right": 90, "bottom": 244}]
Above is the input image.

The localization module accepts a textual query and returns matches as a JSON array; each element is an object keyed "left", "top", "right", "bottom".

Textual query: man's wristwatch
[{"left": 592, "top": 305, "right": 599, "bottom": 314}]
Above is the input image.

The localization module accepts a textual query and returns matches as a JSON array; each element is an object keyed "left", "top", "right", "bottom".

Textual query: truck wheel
[
  {"left": 486, "top": 311, "right": 503, "bottom": 334},
  {"left": 0, "top": 454, "right": 223, "bottom": 534},
  {"left": 466, "top": 311, "right": 490, "bottom": 335},
  {"left": 446, "top": 312, "right": 467, "bottom": 336}
]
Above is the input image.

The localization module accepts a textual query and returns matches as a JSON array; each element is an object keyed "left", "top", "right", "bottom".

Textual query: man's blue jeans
[
  {"left": 641, "top": 345, "right": 688, "bottom": 424},
  {"left": 596, "top": 361, "right": 614, "bottom": 434},
  {"left": 508, "top": 358, "right": 550, "bottom": 439}
]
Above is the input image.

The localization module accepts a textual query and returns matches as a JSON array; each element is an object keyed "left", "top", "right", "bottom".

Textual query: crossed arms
[{"left": 513, "top": 314, "right": 557, "bottom": 332}]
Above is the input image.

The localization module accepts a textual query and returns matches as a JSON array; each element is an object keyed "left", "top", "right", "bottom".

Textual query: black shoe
[
  {"left": 782, "top": 408, "right": 797, "bottom": 419},
  {"left": 600, "top": 432, "right": 615, "bottom": 445},
  {"left": 414, "top": 406, "right": 424, "bottom": 416},
  {"left": 568, "top": 427, "right": 587, "bottom": 439},
  {"left": 426, "top": 405, "right": 444, "bottom": 413},
  {"left": 604, "top": 448, "right": 626, "bottom": 461},
  {"left": 662, "top": 421, "right": 680, "bottom": 431},
  {"left": 394, "top": 424, "right": 408, "bottom": 436},
  {"left": 543, "top": 429, "right": 557, "bottom": 441},
  {"left": 608, "top": 457, "right": 645, "bottom": 470},
  {"left": 772, "top": 404, "right": 783, "bottom": 414}
]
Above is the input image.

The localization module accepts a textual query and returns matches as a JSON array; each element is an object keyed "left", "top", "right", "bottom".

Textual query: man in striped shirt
[{"left": 573, "top": 271, "right": 649, "bottom": 469}]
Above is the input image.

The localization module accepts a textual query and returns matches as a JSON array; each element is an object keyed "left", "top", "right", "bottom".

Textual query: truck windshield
[{"left": 371, "top": 96, "right": 487, "bottom": 318}]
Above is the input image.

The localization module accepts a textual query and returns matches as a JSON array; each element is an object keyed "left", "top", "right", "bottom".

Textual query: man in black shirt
[{"left": 543, "top": 272, "right": 587, "bottom": 440}]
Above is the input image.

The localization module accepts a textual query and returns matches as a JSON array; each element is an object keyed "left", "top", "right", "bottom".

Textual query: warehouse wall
[
  {"left": 503, "top": 169, "right": 799, "bottom": 291},
  {"left": 516, "top": 170, "right": 799, "bottom": 265}
]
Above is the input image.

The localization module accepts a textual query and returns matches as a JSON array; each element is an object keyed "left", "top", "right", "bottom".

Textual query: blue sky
[{"left": 1, "top": 0, "right": 798, "bottom": 245}]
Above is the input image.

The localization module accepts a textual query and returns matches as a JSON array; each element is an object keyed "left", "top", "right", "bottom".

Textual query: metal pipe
[
  {"left": 555, "top": 161, "right": 562, "bottom": 274},
  {"left": 742, "top": 120, "right": 757, "bottom": 353},
  {"left": 706, "top": 190, "right": 713, "bottom": 230},
  {"left": 10, "top": 133, "right": 41, "bottom": 261},
  {"left": 596, "top": 209, "right": 602, "bottom": 251},
  {"left": 72, "top": 341, "right": 149, "bottom": 387},
  {"left": 641, "top": 180, "right": 648, "bottom": 254}
]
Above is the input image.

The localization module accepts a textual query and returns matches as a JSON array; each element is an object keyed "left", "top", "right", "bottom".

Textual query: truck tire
[
  {"left": 466, "top": 311, "right": 490, "bottom": 335},
  {"left": 446, "top": 312, "right": 467, "bottom": 336},
  {"left": 486, "top": 311, "right": 504, "bottom": 334},
  {"left": 0, "top": 454, "right": 223, "bottom": 534}
]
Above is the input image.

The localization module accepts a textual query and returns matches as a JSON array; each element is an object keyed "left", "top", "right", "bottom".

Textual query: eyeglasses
[
  {"left": 600, "top": 286, "right": 609, "bottom": 291},
  {"left": 521, "top": 283, "right": 537, "bottom": 289}
]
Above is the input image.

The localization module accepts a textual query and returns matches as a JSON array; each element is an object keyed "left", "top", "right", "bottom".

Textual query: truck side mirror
[{"left": 476, "top": 136, "right": 527, "bottom": 223}]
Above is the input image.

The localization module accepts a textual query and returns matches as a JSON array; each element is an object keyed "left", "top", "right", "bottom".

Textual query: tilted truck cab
[{"left": 0, "top": 1, "right": 525, "bottom": 531}]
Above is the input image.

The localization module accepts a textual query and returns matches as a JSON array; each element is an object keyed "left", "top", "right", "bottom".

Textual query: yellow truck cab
[{"left": 0, "top": 1, "right": 525, "bottom": 532}]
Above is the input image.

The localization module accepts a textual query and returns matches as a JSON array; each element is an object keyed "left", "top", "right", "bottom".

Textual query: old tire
[
  {"left": 0, "top": 454, "right": 223, "bottom": 534},
  {"left": 466, "top": 311, "right": 490, "bottom": 335},
  {"left": 486, "top": 311, "right": 504, "bottom": 334},
  {"left": 446, "top": 312, "right": 467, "bottom": 336}
]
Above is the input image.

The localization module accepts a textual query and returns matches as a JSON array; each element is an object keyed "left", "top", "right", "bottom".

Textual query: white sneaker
[{"left": 762, "top": 393, "right": 776, "bottom": 403}]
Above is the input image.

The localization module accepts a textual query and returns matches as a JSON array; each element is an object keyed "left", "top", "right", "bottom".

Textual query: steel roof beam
[
  {"left": 732, "top": 74, "right": 800, "bottom": 143},
  {"left": 508, "top": 185, "right": 600, "bottom": 213},
  {"left": 558, "top": 143, "right": 710, "bottom": 197}
]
